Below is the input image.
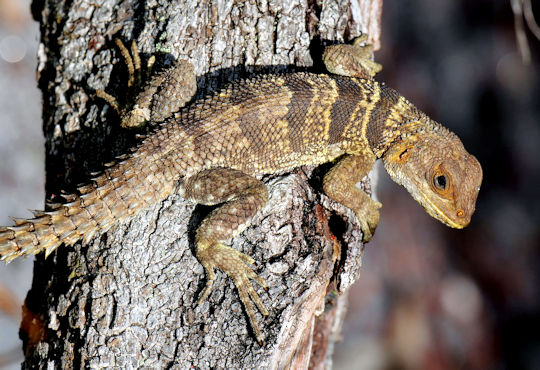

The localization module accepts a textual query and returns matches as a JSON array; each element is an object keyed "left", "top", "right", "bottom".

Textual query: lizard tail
[{"left": 0, "top": 155, "right": 176, "bottom": 262}]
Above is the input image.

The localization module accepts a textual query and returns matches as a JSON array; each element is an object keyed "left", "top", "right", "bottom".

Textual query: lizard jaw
[{"left": 419, "top": 192, "right": 467, "bottom": 229}]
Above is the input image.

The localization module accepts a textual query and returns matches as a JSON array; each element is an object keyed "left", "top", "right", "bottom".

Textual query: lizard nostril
[{"left": 456, "top": 209, "right": 465, "bottom": 218}]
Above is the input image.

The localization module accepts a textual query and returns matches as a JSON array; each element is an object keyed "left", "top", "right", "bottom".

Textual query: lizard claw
[{"left": 196, "top": 240, "right": 268, "bottom": 342}]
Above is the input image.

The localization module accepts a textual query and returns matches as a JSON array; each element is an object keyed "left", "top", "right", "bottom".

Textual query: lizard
[{"left": 0, "top": 35, "right": 482, "bottom": 343}]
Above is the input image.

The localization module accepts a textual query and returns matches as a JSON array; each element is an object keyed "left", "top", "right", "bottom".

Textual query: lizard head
[{"left": 382, "top": 123, "right": 482, "bottom": 228}]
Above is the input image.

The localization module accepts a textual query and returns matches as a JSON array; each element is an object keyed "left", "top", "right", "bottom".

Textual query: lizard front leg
[
  {"left": 323, "top": 152, "right": 382, "bottom": 242},
  {"left": 181, "top": 168, "right": 269, "bottom": 343},
  {"left": 323, "top": 33, "right": 382, "bottom": 79}
]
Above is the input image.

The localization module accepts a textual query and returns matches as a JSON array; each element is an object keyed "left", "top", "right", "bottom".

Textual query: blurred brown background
[
  {"left": 334, "top": 1, "right": 540, "bottom": 369},
  {"left": 0, "top": 0, "right": 538, "bottom": 369},
  {"left": 0, "top": 0, "right": 41, "bottom": 368}
]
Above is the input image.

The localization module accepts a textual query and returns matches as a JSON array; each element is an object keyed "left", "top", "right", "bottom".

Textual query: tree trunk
[{"left": 22, "top": 0, "right": 381, "bottom": 368}]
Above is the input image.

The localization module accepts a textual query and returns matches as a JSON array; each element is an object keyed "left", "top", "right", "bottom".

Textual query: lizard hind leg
[
  {"left": 95, "top": 38, "right": 197, "bottom": 128},
  {"left": 182, "top": 168, "right": 269, "bottom": 343}
]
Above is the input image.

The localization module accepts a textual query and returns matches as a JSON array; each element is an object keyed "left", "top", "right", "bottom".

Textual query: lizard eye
[{"left": 433, "top": 175, "right": 447, "bottom": 190}]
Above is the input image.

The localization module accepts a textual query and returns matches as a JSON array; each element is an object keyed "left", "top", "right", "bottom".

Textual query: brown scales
[{"left": 0, "top": 35, "right": 483, "bottom": 343}]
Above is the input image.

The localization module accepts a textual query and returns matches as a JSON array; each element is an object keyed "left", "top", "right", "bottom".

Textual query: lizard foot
[
  {"left": 196, "top": 240, "right": 269, "bottom": 343},
  {"left": 355, "top": 198, "right": 382, "bottom": 242},
  {"left": 95, "top": 39, "right": 147, "bottom": 128}
]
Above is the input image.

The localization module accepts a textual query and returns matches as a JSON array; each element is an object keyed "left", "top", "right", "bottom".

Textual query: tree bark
[{"left": 22, "top": 0, "right": 381, "bottom": 368}]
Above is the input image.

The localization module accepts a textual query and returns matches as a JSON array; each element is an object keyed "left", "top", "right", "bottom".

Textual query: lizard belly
[{"left": 178, "top": 111, "right": 347, "bottom": 176}]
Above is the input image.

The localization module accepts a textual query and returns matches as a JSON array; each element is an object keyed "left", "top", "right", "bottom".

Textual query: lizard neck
[{"left": 365, "top": 85, "right": 427, "bottom": 158}]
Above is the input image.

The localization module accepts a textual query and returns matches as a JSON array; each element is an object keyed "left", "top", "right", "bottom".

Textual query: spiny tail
[{"left": 0, "top": 154, "right": 176, "bottom": 262}]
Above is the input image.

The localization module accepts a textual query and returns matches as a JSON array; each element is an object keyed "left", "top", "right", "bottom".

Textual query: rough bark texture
[{"left": 22, "top": 0, "right": 381, "bottom": 368}]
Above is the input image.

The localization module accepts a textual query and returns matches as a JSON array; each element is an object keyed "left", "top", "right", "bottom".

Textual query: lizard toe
[{"left": 356, "top": 199, "right": 381, "bottom": 242}]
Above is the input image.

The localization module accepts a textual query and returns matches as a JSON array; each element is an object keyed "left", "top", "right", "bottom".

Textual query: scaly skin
[{"left": 0, "top": 36, "right": 482, "bottom": 343}]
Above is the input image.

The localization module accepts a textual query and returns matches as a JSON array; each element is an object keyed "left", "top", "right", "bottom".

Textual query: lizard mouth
[{"left": 420, "top": 193, "right": 467, "bottom": 229}]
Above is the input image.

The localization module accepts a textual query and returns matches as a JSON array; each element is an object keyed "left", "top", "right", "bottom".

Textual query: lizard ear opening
[
  {"left": 392, "top": 145, "right": 413, "bottom": 164},
  {"left": 382, "top": 143, "right": 415, "bottom": 173},
  {"left": 399, "top": 148, "right": 410, "bottom": 162}
]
